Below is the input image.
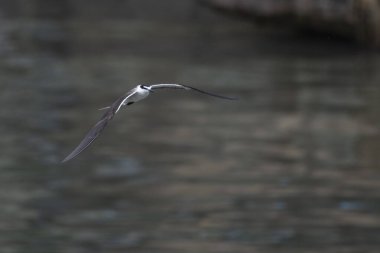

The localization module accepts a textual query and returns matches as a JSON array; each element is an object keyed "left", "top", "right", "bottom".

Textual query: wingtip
[
  {"left": 215, "top": 94, "right": 239, "bottom": 100},
  {"left": 61, "top": 156, "right": 71, "bottom": 163},
  {"left": 221, "top": 95, "right": 239, "bottom": 100},
  {"left": 61, "top": 151, "right": 78, "bottom": 163}
]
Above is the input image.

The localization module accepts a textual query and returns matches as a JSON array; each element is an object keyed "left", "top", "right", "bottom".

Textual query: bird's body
[
  {"left": 62, "top": 84, "right": 236, "bottom": 163},
  {"left": 117, "top": 85, "right": 151, "bottom": 111}
]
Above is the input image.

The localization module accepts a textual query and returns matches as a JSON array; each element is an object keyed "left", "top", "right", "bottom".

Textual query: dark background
[{"left": 0, "top": 1, "right": 379, "bottom": 252}]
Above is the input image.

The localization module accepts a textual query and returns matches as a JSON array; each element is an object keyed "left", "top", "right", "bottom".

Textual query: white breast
[
  {"left": 117, "top": 86, "right": 151, "bottom": 113},
  {"left": 133, "top": 87, "right": 150, "bottom": 102}
]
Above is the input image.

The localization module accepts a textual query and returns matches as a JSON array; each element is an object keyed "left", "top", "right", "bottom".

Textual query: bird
[{"left": 62, "top": 84, "right": 236, "bottom": 163}]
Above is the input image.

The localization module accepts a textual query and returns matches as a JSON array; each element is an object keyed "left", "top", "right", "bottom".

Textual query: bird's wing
[
  {"left": 149, "top": 84, "right": 188, "bottom": 90},
  {"left": 62, "top": 90, "right": 135, "bottom": 163},
  {"left": 149, "top": 84, "right": 237, "bottom": 100}
]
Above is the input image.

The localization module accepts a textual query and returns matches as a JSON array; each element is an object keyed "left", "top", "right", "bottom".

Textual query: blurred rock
[{"left": 201, "top": 0, "right": 380, "bottom": 47}]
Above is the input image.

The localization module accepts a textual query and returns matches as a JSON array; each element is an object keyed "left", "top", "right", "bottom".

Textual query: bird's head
[{"left": 140, "top": 85, "right": 154, "bottom": 92}]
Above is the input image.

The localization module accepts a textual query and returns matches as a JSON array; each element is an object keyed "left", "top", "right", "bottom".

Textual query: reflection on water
[{"left": 1, "top": 17, "right": 380, "bottom": 253}]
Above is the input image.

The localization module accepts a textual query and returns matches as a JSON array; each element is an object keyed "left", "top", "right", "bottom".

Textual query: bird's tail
[{"left": 98, "top": 106, "right": 111, "bottom": 110}]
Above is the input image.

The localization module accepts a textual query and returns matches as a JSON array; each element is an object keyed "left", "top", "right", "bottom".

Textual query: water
[{"left": 1, "top": 16, "right": 380, "bottom": 253}]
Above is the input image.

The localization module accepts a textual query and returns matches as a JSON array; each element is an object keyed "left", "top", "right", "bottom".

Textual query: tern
[{"left": 62, "top": 84, "right": 236, "bottom": 163}]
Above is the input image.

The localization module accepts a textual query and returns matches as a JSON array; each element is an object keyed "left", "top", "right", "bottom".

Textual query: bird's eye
[{"left": 140, "top": 85, "right": 146, "bottom": 89}]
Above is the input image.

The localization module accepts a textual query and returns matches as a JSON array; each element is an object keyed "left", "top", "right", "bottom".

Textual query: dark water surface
[{"left": 1, "top": 17, "right": 380, "bottom": 253}]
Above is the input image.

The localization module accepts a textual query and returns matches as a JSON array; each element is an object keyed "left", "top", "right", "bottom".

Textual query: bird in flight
[{"left": 62, "top": 84, "right": 236, "bottom": 163}]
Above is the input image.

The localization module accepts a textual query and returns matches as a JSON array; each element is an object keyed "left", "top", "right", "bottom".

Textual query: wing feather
[
  {"left": 61, "top": 94, "right": 130, "bottom": 163},
  {"left": 149, "top": 84, "right": 237, "bottom": 100}
]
